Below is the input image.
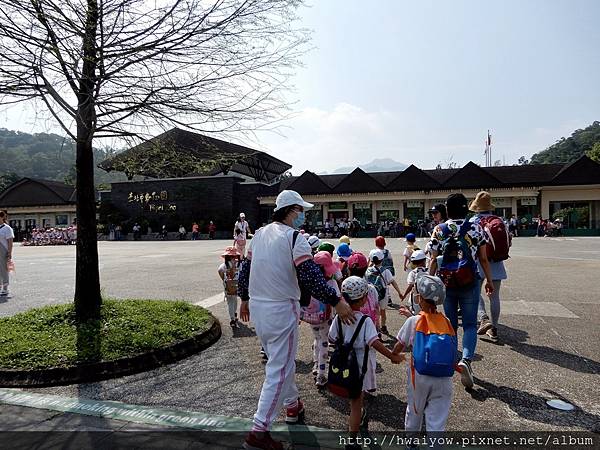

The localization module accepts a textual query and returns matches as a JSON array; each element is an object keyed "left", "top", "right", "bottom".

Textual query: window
[
  {"left": 55, "top": 215, "right": 68, "bottom": 226},
  {"left": 549, "top": 201, "right": 591, "bottom": 229}
]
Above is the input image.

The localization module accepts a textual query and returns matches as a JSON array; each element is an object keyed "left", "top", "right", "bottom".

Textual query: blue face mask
[{"left": 292, "top": 211, "right": 305, "bottom": 229}]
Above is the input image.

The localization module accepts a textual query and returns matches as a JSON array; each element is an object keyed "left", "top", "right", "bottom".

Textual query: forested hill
[
  {"left": 0, "top": 128, "right": 127, "bottom": 190},
  {"left": 529, "top": 121, "right": 600, "bottom": 165}
]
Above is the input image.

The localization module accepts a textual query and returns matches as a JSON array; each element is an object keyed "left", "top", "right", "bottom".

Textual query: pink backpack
[{"left": 360, "top": 285, "right": 379, "bottom": 324}]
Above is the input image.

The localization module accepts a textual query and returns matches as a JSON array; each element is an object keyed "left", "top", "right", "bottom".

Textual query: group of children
[{"left": 217, "top": 233, "right": 457, "bottom": 444}]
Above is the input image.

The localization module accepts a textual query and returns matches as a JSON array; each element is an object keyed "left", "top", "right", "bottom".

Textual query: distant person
[
  {"left": 234, "top": 213, "right": 252, "bottom": 240},
  {"left": 218, "top": 246, "right": 241, "bottom": 328},
  {"left": 509, "top": 214, "right": 519, "bottom": 237},
  {"left": 191, "top": 223, "right": 199, "bottom": 241},
  {"left": 208, "top": 221, "right": 216, "bottom": 240},
  {"left": 160, "top": 225, "right": 168, "bottom": 240},
  {"left": 178, "top": 225, "right": 186, "bottom": 240},
  {"left": 0, "top": 211, "right": 15, "bottom": 297},
  {"left": 402, "top": 233, "right": 418, "bottom": 272},
  {"left": 367, "top": 248, "right": 403, "bottom": 335},
  {"left": 132, "top": 223, "right": 141, "bottom": 241},
  {"left": 234, "top": 228, "right": 247, "bottom": 257},
  {"left": 115, "top": 224, "right": 122, "bottom": 241}
]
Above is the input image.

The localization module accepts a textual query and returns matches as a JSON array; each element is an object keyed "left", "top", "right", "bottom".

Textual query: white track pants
[
  {"left": 250, "top": 298, "right": 299, "bottom": 432},
  {"left": 405, "top": 369, "right": 453, "bottom": 432}
]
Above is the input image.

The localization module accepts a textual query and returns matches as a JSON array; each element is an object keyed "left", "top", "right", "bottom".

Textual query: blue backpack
[
  {"left": 438, "top": 221, "right": 477, "bottom": 288},
  {"left": 365, "top": 266, "right": 387, "bottom": 301},
  {"left": 412, "top": 312, "right": 457, "bottom": 377}
]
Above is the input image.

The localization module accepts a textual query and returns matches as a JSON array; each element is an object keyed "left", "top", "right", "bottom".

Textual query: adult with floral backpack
[
  {"left": 428, "top": 193, "right": 494, "bottom": 390},
  {"left": 469, "top": 191, "right": 511, "bottom": 343}
]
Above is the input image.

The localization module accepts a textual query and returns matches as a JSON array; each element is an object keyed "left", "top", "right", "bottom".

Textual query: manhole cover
[{"left": 546, "top": 399, "right": 575, "bottom": 411}]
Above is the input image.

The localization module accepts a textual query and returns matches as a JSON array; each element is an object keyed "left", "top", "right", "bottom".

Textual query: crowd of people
[
  {"left": 20, "top": 226, "right": 77, "bottom": 246},
  {"left": 217, "top": 189, "right": 512, "bottom": 450}
]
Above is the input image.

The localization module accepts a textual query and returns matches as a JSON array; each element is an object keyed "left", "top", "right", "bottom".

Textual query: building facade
[{"left": 0, "top": 178, "right": 77, "bottom": 236}]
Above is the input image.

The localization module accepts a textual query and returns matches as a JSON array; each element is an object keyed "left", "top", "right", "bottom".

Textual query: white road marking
[
  {"left": 193, "top": 293, "right": 223, "bottom": 308},
  {"left": 502, "top": 301, "right": 578, "bottom": 319}
]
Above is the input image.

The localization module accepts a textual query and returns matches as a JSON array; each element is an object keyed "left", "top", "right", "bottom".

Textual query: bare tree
[{"left": 0, "top": 0, "right": 309, "bottom": 321}]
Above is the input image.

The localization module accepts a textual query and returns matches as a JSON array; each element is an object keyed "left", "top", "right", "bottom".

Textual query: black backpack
[{"left": 327, "top": 315, "right": 370, "bottom": 399}]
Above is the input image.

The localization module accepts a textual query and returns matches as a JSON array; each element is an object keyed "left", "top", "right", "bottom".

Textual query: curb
[{"left": 0, "top": 317, "right": 221, "bottom": 387}]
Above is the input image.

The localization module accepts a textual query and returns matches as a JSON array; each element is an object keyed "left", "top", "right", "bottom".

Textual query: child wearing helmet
[
  {"left": 300, "top": 251, "right": 339, "bottom": 388},
  {"left": 329, "top": 276, "right": 403, "bottom": 439},
  {"left": 399, "top": 249, "right": 428, "bottom": 315},
  {"left": 392, "top": 274, "right": 454, "bottom": 434},
  {"left": 336, "top": 243, "right": 353, "bottom": 280},
  {"left": 402, "top": 233, "right": 419, "bottom": 272},
  {"left": 307, "top": 235, "right": 321, "bottom": 255},
  {"left": 366, "top": 248, "right": 403, "bottom": 336},
  {"left": 218, "top": 246, "right": 241, "bottom": 328}
]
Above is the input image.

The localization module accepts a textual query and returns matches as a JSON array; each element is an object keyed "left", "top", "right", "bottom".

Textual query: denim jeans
[{"left": 443, "top": 280, "right": 481, "bottom": 360}]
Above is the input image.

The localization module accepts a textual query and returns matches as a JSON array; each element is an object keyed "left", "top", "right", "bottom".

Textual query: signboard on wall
[
  {"left": 493, "top": 197, "right": 511, "bottom": 207},
  {"left": 406, "top": 201, "right": 423, "bottom": 208},
  {"left": 379, "top": 201, "right": 399, "bottom": 210},
  {"left": 353, "top": 202, "right": 371, "bottom": 210},
  {"left": 329, "top": 202, "right": 348, "bottom": 210},
  {"left": 521, "top": 197, "right": 537, "bottom": 206}
]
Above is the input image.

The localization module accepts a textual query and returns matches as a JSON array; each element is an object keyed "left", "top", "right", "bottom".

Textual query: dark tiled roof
[
  {"left": 99, "top": 128, "right": 291, "bottom": 182},
  {"left": 386, "top": 164, "right": 440, "bottom": 191},
  {"left": 484, "top": 164, "right": 564, "bottom": 186},
  {"left": 0, "top": 178, "right": 76, "bottom": 207},
  {"left": 551, "top": 155, "right": 600, "bottom": 185},
  {"left": 331, "top": 168, "right": 385, "bottom": 193},
  {"left": 257, "top": 157, "right": 600, "bottom": 198},
  {"left": 287, "top": 171, "right": 332, "bottom": 195},
  {"left": 442, "top": 161, "right": 502, "bottom": 189}
]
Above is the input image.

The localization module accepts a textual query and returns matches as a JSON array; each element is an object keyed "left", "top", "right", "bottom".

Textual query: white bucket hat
[
  {"left": 341, "top": 276, "right": 369, "bottom": 301},
  {"left": 274, "top": 190, "right": 314, "bottom": 212},
  {"left": 415, "top": 273, "right": 446, "bottom": 305}
]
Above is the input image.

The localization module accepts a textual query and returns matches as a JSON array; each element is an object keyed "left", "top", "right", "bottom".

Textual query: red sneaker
[
  {"left": 243, "top": 431, "right": 283, "bottom": 450},
  {"left": 285, "top": 399, "right": 305, "bottom": 424}
]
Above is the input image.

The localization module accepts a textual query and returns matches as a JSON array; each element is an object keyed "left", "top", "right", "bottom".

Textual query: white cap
[
  {"left": 369, "top": 248, "right": 385, "bottom": 262},
  {"left": 307, "top": 235, "right": 321, "bottom": 249},
  {"left": 239, "top": 213, "right": 245, "bottom": 218},
  {"left": 410, "top": 249, "right": 426, "bottom": 261},
  {"left": 274, "top": 190, "right": 314, "bottom": 212}
]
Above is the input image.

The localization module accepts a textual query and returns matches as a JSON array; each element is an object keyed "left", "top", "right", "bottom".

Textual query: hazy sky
[{"left": 1, "top": 0, "right": 599, "bottom": 175}]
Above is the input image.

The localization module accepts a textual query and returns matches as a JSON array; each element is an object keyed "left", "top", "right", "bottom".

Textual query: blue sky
[
  {"left": 257, "top": 0, "right": 600, "bottom": 173},
  {"left": 1, "top": 0, "right": 598, "bottom": 174}
]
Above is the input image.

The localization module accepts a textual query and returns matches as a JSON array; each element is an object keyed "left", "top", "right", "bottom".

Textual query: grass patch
[{"left": 0, "top": 299, "right": 212, "bottom": 370}]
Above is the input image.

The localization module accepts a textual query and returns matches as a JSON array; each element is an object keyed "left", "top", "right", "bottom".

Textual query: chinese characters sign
[{"left": 128, "top": 191, "right": 177, "bottom": 212}]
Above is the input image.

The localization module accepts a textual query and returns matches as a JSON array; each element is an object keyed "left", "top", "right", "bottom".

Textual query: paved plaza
[{"left": 0, "top": 237, "right": 599, "bottom": 436}]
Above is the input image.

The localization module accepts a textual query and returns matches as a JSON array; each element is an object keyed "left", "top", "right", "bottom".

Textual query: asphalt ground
[{"left": 1, "top": 236, "right": 599, "bottom": 434}]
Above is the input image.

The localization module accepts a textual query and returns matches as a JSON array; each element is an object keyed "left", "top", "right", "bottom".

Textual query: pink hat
[
  {"left": 313, "top": 251, "right": 338, "bottom": 278},
  {"left": 221, "top": 246, "right": 240, "bottom": 258},
  {"left": 347, "top": 252, "right": 368, "bottom": 269}
]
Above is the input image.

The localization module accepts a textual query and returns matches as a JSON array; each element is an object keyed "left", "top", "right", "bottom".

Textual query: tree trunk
[{"left": 74, "top": 0, "right": 101, "bottom": 322}]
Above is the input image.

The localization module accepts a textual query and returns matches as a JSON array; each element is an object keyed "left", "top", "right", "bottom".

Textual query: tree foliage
[
  {"left": 0, "top": 128, "right": 127, "bottom": 186},
  {"left": 586, "top": 142, "right": 600, "bottom": 163},
  {"left": 0, "top": 0, "right": 308, "bottom": 322},
  {"left": 529, "top": 121, "right": 600, "bottom": 165}
]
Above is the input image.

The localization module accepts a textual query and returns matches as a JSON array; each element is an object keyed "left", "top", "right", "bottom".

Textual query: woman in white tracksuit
[{"left": 238, "top": 190, "right": 354, "bottom": 450}]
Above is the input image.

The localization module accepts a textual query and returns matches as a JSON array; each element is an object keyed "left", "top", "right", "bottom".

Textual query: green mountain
[
  {"left": 0, "top": 128, "right": 127, "bottom": 190},
  {"left": 529, "top": 121, "right": 600, "bottom": 165}
]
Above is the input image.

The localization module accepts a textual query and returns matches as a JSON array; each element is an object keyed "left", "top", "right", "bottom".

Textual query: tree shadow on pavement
[
  {"left": 323, "top": 391, "right": 407, "bottom": 430},
  {"left": 231, "top": 322, "right": 256, "bottom": 338},
  {"left": 499, "top": 324, "right": 600, "bottom": 374},
  {"left": 470, "top": 377, "right": 600, "bottom": 433}
]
